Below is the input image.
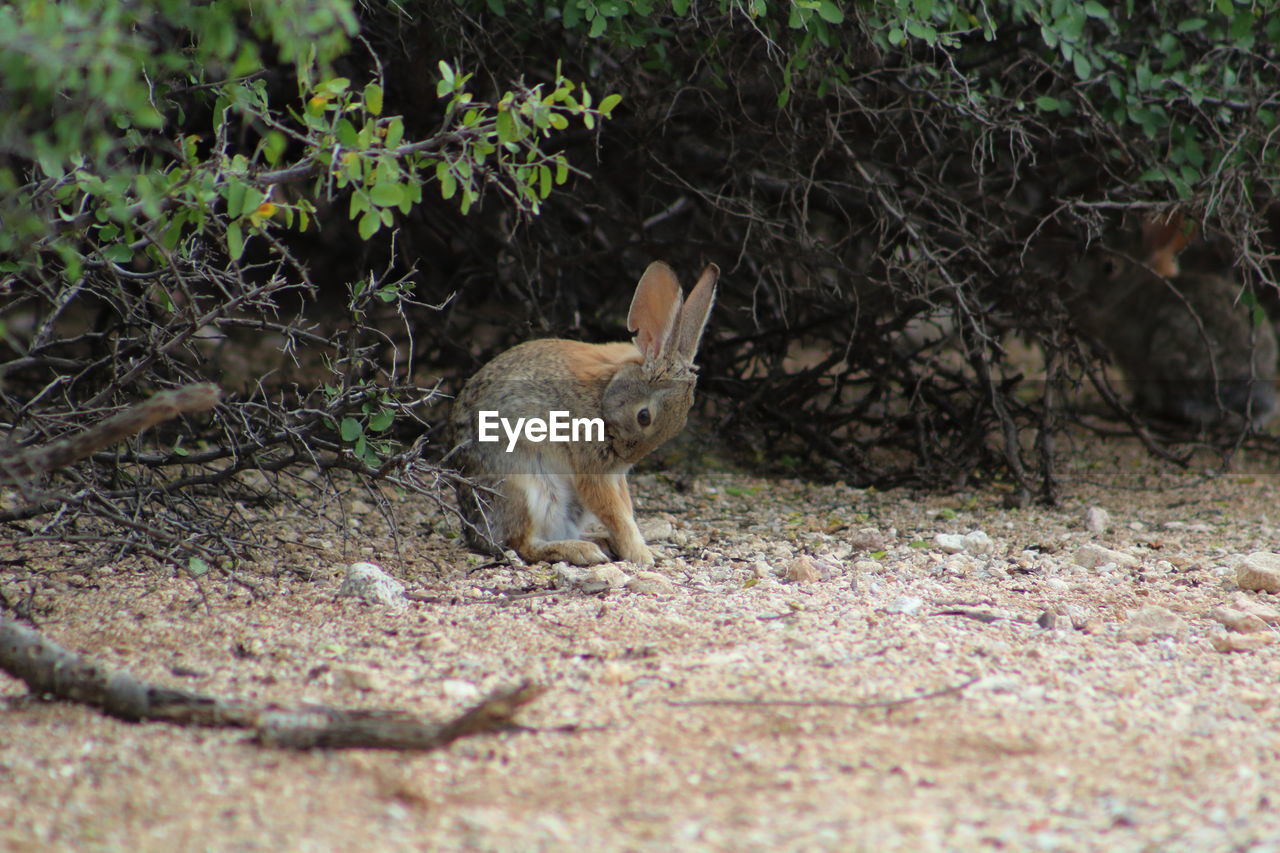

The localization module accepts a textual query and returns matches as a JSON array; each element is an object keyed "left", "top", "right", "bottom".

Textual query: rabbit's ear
[
  {"left": 628, "top": 261, "right": 683, "bottom": 362},
  {"left": 1141, "top": 212, "right": 1195, "bottom": 277},
  {"left": 673, "top": 263, "right": 719, "bottom": 362}
]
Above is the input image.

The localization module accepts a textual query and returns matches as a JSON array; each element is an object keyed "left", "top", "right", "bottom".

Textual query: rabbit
[
  {"left": 1060, "top": 213, "right": 1277, "bottom": 428},
  {"left": 448, "top": 261, "right": 719, "bottom": 566}
]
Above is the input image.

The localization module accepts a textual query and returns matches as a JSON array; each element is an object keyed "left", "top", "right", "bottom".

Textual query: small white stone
[
  {"left": 1208, "top": 607, "right": 1269, "bottom": 634},
  {"left": 331, "top": 666, "right": 386, "bottom": 692},
  {"left": 1230, "top": 593, "right": 1280, "bottom": 624},
  {"left": 1084, "top": 506, "right": 1110, "bottom": 535},
  {"left": 785, "top": 556, "right": 823, "bottom": 583},
  {"left": 1237, "top": 553, "right": 1280, "bottom": 593},
  {"left": 884, "top": 596, "right": 923, "bottom": 616},
  {"left": 1074, "top": 544, "right": 1140, "bottom": 570},
  {"left": 1212, "top": 633, "right": 1278, "bottom": 653},
  {"left": 934, "top": 533, "right": 966, "bottom": 554},
  {"left": 338, "top": 562, "right": 406, "bottom": 607},
  {"left": 1120, "top": 605, "right": 1187, "bottom": 642},
  {"left": 557, "top": 563, "right": 630, "bottom": 593},
  {"left": 639, "top": 516, "right": 675, "bottom": 542},
  {"left": 849, "top": 527, "right": 887, "bottom": 551},
  {"left": 962, "top": 530, "right": 995, "bottom": 554},
  {"left": 441, "top": 679, "right": 481, "bottom": 704},
  {"left": 626, "top": 571, "right": 676, "bottom": 595}
]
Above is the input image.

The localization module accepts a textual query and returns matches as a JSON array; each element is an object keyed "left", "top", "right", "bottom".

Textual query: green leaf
[
  {"left": 672, "top": 0, "right": 690, "bottom": 13},
  {"left": 1082, "top": 1, "right": 1109, "bottom": 19},
  {"left": 1177, "top": 18, "right": 1207, "bottom": 32},
  {"left": 906, "top": 20, "right": 936, "bottom": 42},
  {"left": 226, "top": 221, "right": 245, "bottom": 261},
  {"left": 1072, "top": 52, "right": 1091, "bottom": 80},
  {"left": 497, "top": 109, "right": 516, "bottom": 144},
  {"left": 598, "top": 93, "right": 622, "bottom": 116},
  {"left": 364, "top": 83, "right": 384, "bottom": 116},
  {"left": 261, "top": 131, "right": 286, "bottom": 166},
  {"left": 368, "top": 409, "right": 395, "bottom": 432},
  {"left": 816, "top": 1, "right": 843, "bottom": 24},
  {"left": 539, "top": 164, "right": 552, "bottom": 198},
  {"left": 370, "top": 183, "right": 404, "bottom": 207},
  {"left": 187, "top": 557, "right": 210, "bottom": 577},
  {"left": 340, "top": 417, "right": 363, "bottom": 442},
  {"left": 103, "top": 244, "right": 133, "bottom": 263},
  {"left": 337, "top": 119, "right": 358, "bottom": 148},
  {"left": 358, "top": 210, "right": 380, "bottom": 240},
  {"left": 225, "top": 181, "right": 247, "bottom": 220},
  {"left": 385, "top": 117, "right": 404, "bottom": 148},
  {"left": 440, "top": 170, "right": 458, "bottom": 200},
  {"left": 1034, "top": 96, "right": 1060, "bottom": 111}
]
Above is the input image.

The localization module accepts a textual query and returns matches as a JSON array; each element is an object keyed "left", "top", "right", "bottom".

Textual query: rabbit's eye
[
  {"left": 1101, "top": 258, "right": 1120, "bottom": 278},
  {"left": 637, "top": 407, "right": 652, "bottom": 427}
]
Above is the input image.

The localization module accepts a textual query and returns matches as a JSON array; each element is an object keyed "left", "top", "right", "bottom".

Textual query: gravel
[{"left": 3, "top": 436, "right": 1280, "bottom": 849}]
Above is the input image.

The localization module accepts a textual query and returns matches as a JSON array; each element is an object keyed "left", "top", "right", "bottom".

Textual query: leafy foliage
[{"left": 3, "top": 0, "right": 1280, "bottom": 571}]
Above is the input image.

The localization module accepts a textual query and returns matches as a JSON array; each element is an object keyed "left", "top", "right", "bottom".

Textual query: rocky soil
[{"left": 4, "top": 434, "right": 1280, "bottom": 851}]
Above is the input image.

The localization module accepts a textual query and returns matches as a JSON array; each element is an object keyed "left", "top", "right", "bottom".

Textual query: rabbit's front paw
[{"left": 617, "top": 542, "right": 654, "bottom": 567}]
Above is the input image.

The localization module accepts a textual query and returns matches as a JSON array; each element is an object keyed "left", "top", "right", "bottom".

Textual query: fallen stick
[{"left": 0, "top": 617, "right": 542, "bottom": 750}]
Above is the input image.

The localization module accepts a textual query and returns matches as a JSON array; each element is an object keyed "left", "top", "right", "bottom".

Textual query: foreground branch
[
  {"left": 0, "top": 618, "right": 542, "bottom": 750},
  {"left": 0, "top": 384, "right": 222, "bottom": 486}
]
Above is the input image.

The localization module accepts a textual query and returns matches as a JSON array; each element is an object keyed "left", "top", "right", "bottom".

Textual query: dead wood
[
  {"left": 0, "top": 617, "right": 542, "bottom": 750},
  {"left": 0, "top": 384, "right": 221, "bottom": 486}
]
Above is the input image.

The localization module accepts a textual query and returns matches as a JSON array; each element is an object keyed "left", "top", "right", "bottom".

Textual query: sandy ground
[{"left": 4, "top": 433, "right": 1280, "bottom": 852}]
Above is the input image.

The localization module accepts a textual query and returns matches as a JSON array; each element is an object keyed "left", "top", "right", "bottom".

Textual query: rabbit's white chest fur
[
  {"left": 516, "top": 456, "right": 630, "bottom": 541},
  {"left": 521, "top": 473, "right": 592, "bottom": 540}
]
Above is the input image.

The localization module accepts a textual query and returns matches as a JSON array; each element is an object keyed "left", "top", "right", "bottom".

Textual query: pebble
[
  {"left": 626, "top": 571, "right": 676, "bottom": 595},
  {"left": 1062, "top": 604, "right": 1091, "bottom": 630},
  {"left": 848, "top": 527, "right": 887, "bottom": 551},
  {"left": 1119, "top": 605, "right": 1187, "bottom": 643},
  {"left": 1230, "top": 593, "right": 1280, "bottom": 624},
  {"left": 350, "top": 499, "right": 374, "bottom": 515},
  {"left": 852, "top": 560, "right": 883, "bottom": 574},
  {"left": 640, "top": 516, "right": 675, "bottom": 542},
  {"left": 1212, "top": 633, "right": 1279, "bottom": 653},
  {"left": 934, "top": 530, "right": 994, "bottom": 555},
  {"left": 884, "top": 596, "right": 923, "bottom": 616},
  {"left": 1207, "top": 607, "right": 1269, "bottom": 634},
  {"left": 441, "top": 679, "right": 482, "bottom": 704},
  {"left": 1074, "top": 544, "right": 1139, "bottom": 570},
  {"left": 778, "top": 555, "right": 829, "bottom": 581},
  {"left": 556, "top": 563, "right": 630, "bottom": 593},
  {"left": 1084, "top": 507, "right": 1110, "bottom": 535},
  {"left": 338, "top": 562, "right": 406, "bottom": 607},
  {"left": 1236, "top": 553, "right": 1280, "bottom": 593},
  {"left": 785, "top": 556, "right": 822, "bottom": 583},
  {"left": 330, "top": 666, "right": 386, "bottom": 692}
]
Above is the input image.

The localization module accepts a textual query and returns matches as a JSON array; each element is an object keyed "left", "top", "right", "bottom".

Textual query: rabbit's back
[{"left": 1072, "top": 261, "right": 1277, "bottom": 426}]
